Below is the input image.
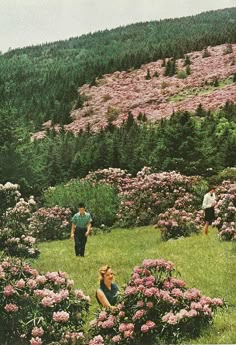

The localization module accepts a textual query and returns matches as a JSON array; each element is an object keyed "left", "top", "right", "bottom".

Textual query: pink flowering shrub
[
  {"left": 212, "top": 181, "right": 236, "bottom": 241},
  {"left": 157, "top": 207, "right": 203, "bottom": 240},
  {"left": 116, "top": 168, "right": 203, "bottom": 227},
  {"left": 89, "top": 259, "right": 224, "bottom": 345},
  {"left": 0, "top": 256, "right": 90, "bottom": 344},
  {"left": 0, "top": 197, "right": 40, "bottom": 258},
  {"left": 76, "top": 167, "right": 206, "bottom": 229},
  {"left": 85, "top": 168, "right": 131, "bottom": 193},
  {"left": 29, "top": 206, "right": 72, "bottom": 241}
]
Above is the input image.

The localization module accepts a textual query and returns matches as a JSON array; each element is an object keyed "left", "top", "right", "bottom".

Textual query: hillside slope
[{"left": 33, "top": 43, "right": 236, "bottom": 139}]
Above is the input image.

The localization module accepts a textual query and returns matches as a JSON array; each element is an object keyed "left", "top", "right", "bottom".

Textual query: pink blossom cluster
[
  {"left": 52, "top": 310, "right": 70, "bottom": 322},
  {"left": 4, "top": 303, "right": 19, "bottom": 312},
  {"left": 30, "top": 337, "right": 43, "bottom": 345},
  {"left": 89, "top": 258, "right": 224, "bottom": 344},
  {"left": 0, "top": 257, "right": 89, "bottom": 344},
  {"left": 89, "top": 335, "right": 104, "bottom": 345}
]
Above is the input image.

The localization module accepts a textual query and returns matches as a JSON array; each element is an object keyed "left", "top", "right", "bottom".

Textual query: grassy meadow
[{"left": 32, "top": 226, "right": 236, "bottom": 344}]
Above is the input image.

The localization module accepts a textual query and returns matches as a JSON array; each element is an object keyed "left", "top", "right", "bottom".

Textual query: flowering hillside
[{"left": 32, "top": 43, "right": 236, "bottom": 139}]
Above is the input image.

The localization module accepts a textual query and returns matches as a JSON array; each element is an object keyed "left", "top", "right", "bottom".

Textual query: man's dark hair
[{"left": 78, "top": 202, "right": 85, "bottom": 208}]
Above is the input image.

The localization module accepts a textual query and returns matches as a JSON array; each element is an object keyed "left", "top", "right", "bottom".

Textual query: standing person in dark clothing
[
  {"left": 70, "top": 202, "right": 92, "bottom": 256},
  {"left": 202, "top": 186, "right": 216, "bottom": 235}
]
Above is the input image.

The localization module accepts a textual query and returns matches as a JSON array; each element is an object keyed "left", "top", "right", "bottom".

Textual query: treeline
[
  {"left": 0, "top": 8, "right": 235, "bottom": 130},
  {"left": 1, "top": 103, "right": 235, "bottom": 197}
]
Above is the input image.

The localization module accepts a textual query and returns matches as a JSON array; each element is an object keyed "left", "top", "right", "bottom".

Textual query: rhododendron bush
[
  {"left": 0, "top": 182, "right": 21, "bottom": 221},
  {"left": 29, "top": 206, "right": 72, "bottom": 241},
  {"left": 213, "top": 180, "right": 236, "bottom": 241},
  {"left": 89, "top": 259, "right": 224, "bottom": 345},
  {"left": 85, "top": 167, "right": 205, "bottom": 228},
  {"left": 0, "top": 257, "right": 90, "bottom": 345},
  {"left": 0, "top": 197, "right": 40, "bottom": 258},
  {"left": 157, "top": 207, "right": 203, "bottom": 240}
]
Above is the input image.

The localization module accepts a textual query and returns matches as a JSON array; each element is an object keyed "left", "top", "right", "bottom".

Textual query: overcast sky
[{"left": 1, "top": 0, "right": 235, "bottom": 53}]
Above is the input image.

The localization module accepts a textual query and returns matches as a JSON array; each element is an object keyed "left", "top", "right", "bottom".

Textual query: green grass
[
  {"left": 168, "top": 77, "right": 234, "bottom": 103},
  {"left": 32, "top": 226, "right": 236, "bottom": 344}
]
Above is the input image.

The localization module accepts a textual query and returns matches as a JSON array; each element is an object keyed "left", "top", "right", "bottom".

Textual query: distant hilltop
[{"left": 32, "top": 43, "right": 236, "bottom": 140}]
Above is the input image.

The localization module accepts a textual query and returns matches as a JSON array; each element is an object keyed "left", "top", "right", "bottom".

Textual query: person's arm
[
  {"left": 96, "top": 289, "right": 111, "bottom": 308},
  {"left": 85, "top": 222, "right": 92, "bottom": 237},
  {"left": 70, "top": 223, "right": 75, "bottom": 239},
  {"left": 212, "top": 193, "right": 217, "bottom": 207},
  {"left": 202, "top": 194, "right": 208, "bottom": 209}
]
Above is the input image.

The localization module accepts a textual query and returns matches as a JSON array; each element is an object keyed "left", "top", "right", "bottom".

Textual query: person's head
[
  {"left": 99, "top": 265, "right": 114, "bottom": 285},
  {"left": 208, "top": 186, "right": 215, "bottom": 194},
  {"left": 78, "top": 202, "right": 85, "bottom": 215}
]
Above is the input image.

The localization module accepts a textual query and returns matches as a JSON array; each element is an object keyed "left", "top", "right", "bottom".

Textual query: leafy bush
[
  {"left": 213, "top": 181, "right": 236, "bottom": 241},
  {"left": 177, "top": 69, "right": 188, "bottom": 79},
  {"left": 29, "top": 206, "right": 71, "bottom": 241},
  {"left": 44, "top": 180, "right": 119, "bottom": 227},
  {"left": 0, "top": 197, "right": 40, "bottom": 258},
  {"left": 0, "top": 182, "right": 21, "bottom": 221},
  {"left": 157, "top": 208, "right": 203, "bottom": 240},
  {"left": 0, "top": 256, "right": 90, "bottom": 345},
  {"left": 89, "top": 259, "right": 224, "bottom": 345},
  {"left": 116, "top": 168, "right": 203, "bottom": 227},
  {"left": 218, "top": 167, "right": 236, "bottom": 182}
]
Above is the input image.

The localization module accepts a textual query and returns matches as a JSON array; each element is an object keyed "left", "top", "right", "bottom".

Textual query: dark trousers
[{"left": 74, "top": 227, "right": 87, "bottom": 256}]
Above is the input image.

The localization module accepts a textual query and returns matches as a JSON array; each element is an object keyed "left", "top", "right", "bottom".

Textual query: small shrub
[
  {"left": 102, "top": 94, "right": 112, "bottom": 102},
  {"left": 106, "top": 106, "right": 121, "bottom": 122},
  {"left": 177, "top": 69, "right": 188, "bottom": 79}
]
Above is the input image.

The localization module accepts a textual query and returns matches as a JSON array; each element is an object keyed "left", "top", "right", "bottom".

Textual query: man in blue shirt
[{"left": 70, "top": 202, "right": 92, "bottom": 256}]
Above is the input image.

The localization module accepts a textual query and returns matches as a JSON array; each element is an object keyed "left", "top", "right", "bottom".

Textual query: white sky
[{"left": 1, "top": 0, "right": 235, "bottom": 53}]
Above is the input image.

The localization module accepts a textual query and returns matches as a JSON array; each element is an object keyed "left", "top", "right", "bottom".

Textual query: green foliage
[
  {"left": 43, "top": 180, "right": 119, "bottom": 227},
  {"left": 218, "top": 167, "right": 236, "bottom": 182},
  {"left": 202, "top": 47, "right": 211, "bottom": 58},
  {"left": 183, "top": 54, "right": 191, "bottom": 66},
  {"left": 177, "top": 69, "right": 188, "bottom": 79},
  {"left": 186, "top": 65, "right": 191, "bottom": 75},
  {"left": 145, "top": 68, "right": 151, "bottom": 80},
  {"left": 164, "top": 58, "right": 176, "bottom": 76}
]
